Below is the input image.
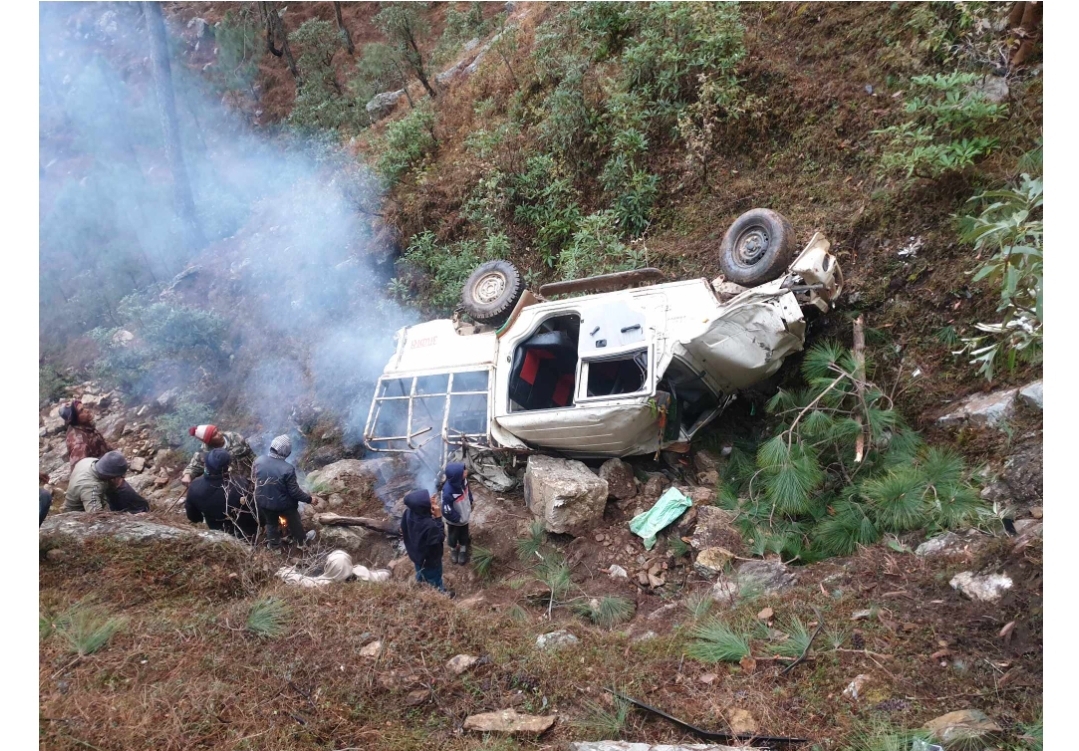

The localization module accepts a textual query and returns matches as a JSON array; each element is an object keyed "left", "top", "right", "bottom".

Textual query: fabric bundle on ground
[{"left": 276, "top": 550, "right": 391, "bottom": 588}]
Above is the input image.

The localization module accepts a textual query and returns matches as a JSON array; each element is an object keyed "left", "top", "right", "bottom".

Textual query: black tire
[
  {"left": 461, "top": 260, "right": 524, "bottom": 325},
  {"left": 718, "top": 208, "right": 797, "bottom": 286}
]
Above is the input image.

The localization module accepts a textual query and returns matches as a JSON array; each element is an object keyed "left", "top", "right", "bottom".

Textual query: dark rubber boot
[
  {"left": 458, "top": 546, "right": 470, "bottom": 566},
  {"left": 450, "top": 546, "right": 460, "bottom": 564}
]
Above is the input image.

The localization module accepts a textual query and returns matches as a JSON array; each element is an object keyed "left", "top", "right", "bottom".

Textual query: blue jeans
[{"left": 415, "top": 561, "right": 445, "bottom": 591}]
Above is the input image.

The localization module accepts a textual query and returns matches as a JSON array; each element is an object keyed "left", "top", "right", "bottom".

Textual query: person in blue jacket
[
  {"left": 441, "top": 462, "right": 474, "bottom": 565},
  {"left": 401, "top": 488, "right": 450, "bottom": 594}
]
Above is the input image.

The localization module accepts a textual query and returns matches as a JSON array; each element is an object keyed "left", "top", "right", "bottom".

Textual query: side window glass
[{"left": 584, "top": 349, "right": 649, "bottom": 398}]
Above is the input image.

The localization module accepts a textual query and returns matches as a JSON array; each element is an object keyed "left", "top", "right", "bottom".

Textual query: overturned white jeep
[{"left": 364, "top": 209, "right": 842, "bottom": 468}]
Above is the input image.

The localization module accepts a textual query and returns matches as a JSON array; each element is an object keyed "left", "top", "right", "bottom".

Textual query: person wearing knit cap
[
  {"left": 61, "top": 400, "right": 111, "bottom": 469},
  {"left": 64, "top": 450, "right": 146, "bottom": 513},
  {"left": 185, "top": 448, "right": 259, "bottom": 540},
  {"left": 252, "top": 434, "right": 319, "bottom": 549},
  {"left": 182, "top": 424, "right": 255, "bottom": 488}
]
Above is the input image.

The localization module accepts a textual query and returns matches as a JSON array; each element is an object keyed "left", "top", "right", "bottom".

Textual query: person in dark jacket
[
  {"left": 185, "top": 448, "right": 259, "bottom": 540},
  {"left": 401, "top": 488, "right": 449, "bottom": 593},
  {"left": 441, "top": 462, "right": 474, "bottom": 565},
  {"left": 40, "top": 472, "right": 52, "bottom": 526},
  {"left": 253, "top": 435, "right": 318, "bottom": 549}
]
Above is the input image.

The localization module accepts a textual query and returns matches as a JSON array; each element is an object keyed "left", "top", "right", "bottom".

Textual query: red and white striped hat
[{"left": 189, "top": 424, "right": 219, "bottom": 444}]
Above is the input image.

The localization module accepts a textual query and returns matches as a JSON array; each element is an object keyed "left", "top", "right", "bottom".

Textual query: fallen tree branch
[{"left": 315, "top": 514, "right": 400, "bottom": 536}]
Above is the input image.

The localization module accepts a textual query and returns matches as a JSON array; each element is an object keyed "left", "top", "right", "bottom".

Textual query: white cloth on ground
[{"left": 276, "top": 549, "right": 391, "bottom": 587}]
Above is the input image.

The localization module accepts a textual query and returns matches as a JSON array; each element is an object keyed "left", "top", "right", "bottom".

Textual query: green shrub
[
  {"left": 558, "top": 210, "right": 645, "bottom": 280},
  {"left": 289, "top": 19, "right": 368, "bottom": 134},
  {"left": 377, "top": 106, "right": 437, "bottom": 184},
  {"left": 723, "top": 340, "right": 982, "bottom": 562},
  {"left": 212, "top": 7, "right": 261, "bottom": 94},
  {"left": 574, "top": 693, "right": 631, "bottom": 738},
  {"left": 55, "top": 604, "right": 128, "bottom": 656},
  {"left": 40, "top": 363, "right": 73, "bottom": 408},
  {"left": 511, "top": 155, "right": 583, "bottom": 266},
  {"left": 954, "top": 173, "right": 1042, "bottom": 380},
  {"left": 156, "top": 399, "right": 215, "bottom": 449},
  {"left": 875, "top": 72, "right": 1005, "bottom": 181},
  {"left": 247, "top": 597, "right": 291, "bottom": 638},
  {"left": 394, "top": 230, "right": 509, "bottom": 312},
  {"left": 686, "top": 619, "right": 751, "bottom": 663},
  {"left": 572, "top": 596, "right": 635, "bottom": 628}
]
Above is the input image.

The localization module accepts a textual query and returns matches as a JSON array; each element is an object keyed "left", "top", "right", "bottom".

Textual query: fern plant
[{"left": 723, "top": 340, "right": 982, "bottom": 562}]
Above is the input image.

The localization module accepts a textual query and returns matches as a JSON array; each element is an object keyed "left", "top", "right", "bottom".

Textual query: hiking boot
[{"left": 458, "top": 546, "right": 470, "bottom": 566}]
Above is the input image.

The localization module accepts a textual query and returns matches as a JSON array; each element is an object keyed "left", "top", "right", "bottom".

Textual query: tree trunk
[
  {"left": 1010, "top": 2, "right": 1042, "bottom": 68},
  {"left": 259, "top": 1, "right": 299, "bottom": 80},
  {"left": 334, "top": 1, "right": 355, "bottom": 55},
  {"left": 144, "top": 2, "right": 206, "bottom": 251},
  {"left": 404, "top": 31, "right": 436, "bottom": 98}
]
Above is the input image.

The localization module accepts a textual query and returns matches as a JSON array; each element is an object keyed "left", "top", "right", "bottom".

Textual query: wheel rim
[
  {"left": 734, "top": 225, "right": 770, "bottom": 265},
  {"left": 473, "top": 271, "right": 507, "bottom": 304}
]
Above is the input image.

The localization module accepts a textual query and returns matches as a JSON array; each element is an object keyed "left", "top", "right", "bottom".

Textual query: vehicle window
[
  {"left": 447, "top": 393, "right": 488, "bottom": 437},
  {"left": 451, "top": 371, "right": 488, "bottom": 392},
  {"left": 370, "top": 396, "right": 410, "bottom": 449},
  {"left": 415, "top": 374, "right": 449, "bottom": 394},
  {"left": 508, "top": 314, "right": 581, "bottom": 412},
  {"left": 368, "top": 371, "right": 491, "bottom": 450},
  {"left": 379, "top": 378, "right": 410, "bottom": 398},
  {"left": 585, "top": 350, "right": 648, "bottom": 397}
]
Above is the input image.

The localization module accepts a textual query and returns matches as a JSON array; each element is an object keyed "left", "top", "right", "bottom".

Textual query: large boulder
[
  {"left": 735, "top": 560, "right": 796, "bottom": 596},
  {"left": 598, "top": 458, "right": 637, "bottom": 500},
  {"left": 524, "top": 456, "right": 607, "bottom": 535},
  {"left": 950, "top": 571, "right": 1012, "bottom": 602},
  {"left": 366, "top": 90, "right": 404, "bottom": 120},
  {"left": 40, "top": 513, "right": 245, "bottom": 548},
  {"left": 305, "top": 458, "right": 393, "bottom": 496}
]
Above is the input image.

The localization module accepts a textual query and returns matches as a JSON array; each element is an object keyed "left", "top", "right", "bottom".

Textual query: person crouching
[
  {"left": 185, "top": 448, "right": 259, "bottom": 540},
  {"left": 401, "top": 489, "right": 450, "bottom": 595},
  {"left": 253, "top": 435, "right": 318, "bottom": 549},
  {"left": 441, "top": 462, "right": 474, "bottom": 565}
]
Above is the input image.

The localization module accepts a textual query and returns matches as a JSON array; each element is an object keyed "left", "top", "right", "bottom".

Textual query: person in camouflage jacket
[{"left": 181, "top": 424, "right": 255, "bottom": 487}]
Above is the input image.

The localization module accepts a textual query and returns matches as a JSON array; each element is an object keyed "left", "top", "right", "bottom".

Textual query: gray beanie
[
  {"left": 94, "top": 451, "right": 129, "bottom": 479},
  {"left": 269, "top": 434, "right": 292, "bottom": 459}
]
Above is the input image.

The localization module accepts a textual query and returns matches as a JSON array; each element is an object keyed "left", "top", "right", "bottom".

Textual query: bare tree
[
  {"left": 259, "top": 1, "right": 299, "bottom": 80},
  {"left": 143, "top": 2, "right": 205, "bottom": 250},
  {"left": 334, "top": 1, "right": 355, "bottom": 55}
]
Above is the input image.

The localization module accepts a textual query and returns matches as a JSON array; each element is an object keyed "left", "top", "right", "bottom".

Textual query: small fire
[{"left": 278, "top": 516, "right": 289, "bottom": 533}]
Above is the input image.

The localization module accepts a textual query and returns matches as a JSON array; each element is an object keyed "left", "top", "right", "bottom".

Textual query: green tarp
[{"left": 629, "top": 487, "right": 692, "bottom": 550}]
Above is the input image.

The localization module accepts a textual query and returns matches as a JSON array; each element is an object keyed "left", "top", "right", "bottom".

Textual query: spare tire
[
  {"left": 718, "top": 209, "right": 797, "bottom": 286},
  {"left": 461, "top": 260, "right": 524, "bottom": 325}
]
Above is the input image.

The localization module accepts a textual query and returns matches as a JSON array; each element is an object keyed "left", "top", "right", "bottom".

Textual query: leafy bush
[
  {"left": 558, "top": 210, "right": 646, "bottom": 281},
  {"left": 875, "top": 72, "right": 1005, "bottom": 181},
  {"left": 511, "top": 155, "right": 584, "bottom": 266},
  {"left": 40, "top": 363, "right": 73, "bottom": 408},
  {"left": 394, "top": 230, "right": 509, "bottom": 312},
  {"left": 212, "top": 7, "right": 261, "bottom": 94},
  {"left": 377, "top": 106, "right": 437, "bottom": 184},
  {"left": 289, "top": 19, "right": 367, "bottom": 133},
  {"left": 156, "top": 399, "right": 216, "bottom": 449},
  {"left": 247, "top": 597, "right": 291, "bottom": 638},
  {"left": 722, "top": 340, "right": 982, "bottom": 562},
  {"left": 954, "top": 174, "right": 1042, "bottom": 380}
]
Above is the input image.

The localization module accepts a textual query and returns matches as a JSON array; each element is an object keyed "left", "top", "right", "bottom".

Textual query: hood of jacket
[
  {"left": 444, "top": 463, "right": 466, "bottom": 493},
  {"left": 404, "top": 489, "right": 433, "bottom": 517}
]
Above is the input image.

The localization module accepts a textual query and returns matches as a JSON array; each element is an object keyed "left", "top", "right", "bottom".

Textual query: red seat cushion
[
  {"left": 552, "top": 373, "right": 575, "bottom": 407},
  {"left": 520, "top": 349, "right": 554, "bottom": 385}
]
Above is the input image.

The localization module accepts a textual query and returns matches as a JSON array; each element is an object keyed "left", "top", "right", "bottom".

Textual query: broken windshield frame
[{"left": 364, "top": 370, "right": 492, "bottom": 458}]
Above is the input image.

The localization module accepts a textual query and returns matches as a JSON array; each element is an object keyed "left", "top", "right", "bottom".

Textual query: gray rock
[
  {"left": 504, "top": 2, "right": 516, "bottom": 13},
  {"left": 639, "top": 474, "right": 669, "bottom": 503},
  {"left": 128, "top": 457, "right": 146, "bottom": 473},
  {"left": 1017, "top": 380, "right": 1042, "bottom": 410},
  {"left": 689, "top": 506, "right": 742, "bottom": 553},
  {"left": 366, "top": 90, "right": 405, "bottom": 120},
  {"left": 735, "top": 560, "right": 796, "bottom": 596},
  {"left": 155, "top": 388, "right": 181, "bottom": 409},
  {"left": 950, "top": 571, "right": 1013, "bottom": 602},
  {"left": 915, "top": 532, "right": 965, "bottom": 557},
  {"left": 436, "top": 60, "right": 468, "bottom": 85},
  {"left": 187, "top": 17, "right": 211, "bottom": 39},
  {"left": 937, "top": 388, "right": 1019, "bottom": 427},
  {"left": 693, "top": 449, "right": 722, "bottom": 475},
  {"left": 608, "top": 564, "right": 628, "bottom": 579},
  {"left": 306, "top": 458, "right": 392, "bottom": 495},
  {"left": 464, "top": 709, "right": 555, "bottom": 735},
  {"left": 924, "top": 708, "right": 1002, "bottom": 746},
  {"left": 1001, "top": 444, "right": 1043, "bottom": 505},
  {"left": 599, "top": 458, "right": 637, "bottom": 500},
  {"left": 317, "top": 526, "right": 368, "bottom": 555},
  {"left": 446, "top": 654, "right": 479, "bottom": 675},
  {"left": 523, "top": 456, "right": 607, "bottom": 535},
  {"left": 536, "top": 630, "right": 578, "bottom": 651},
  {"left": 126, "top": 473, "right": 157, "bottom": 493},
  {"left": 42, "top": 416, "right": 65, "bottom": 435},
  {"left": 693, "top": 547, "right": 733, "bottom": 578},
  {"left": 972, "top": 75, "right": 1009, "bottom": 104},
  {"left": 569, "top": 744, "right": 745, "bottom": 751},
  {"left": 710, "top": 575, "right": 739, "bottom": 605},
  {"left": 40, "top": 513, "right": 245, "bottom": 548}
]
